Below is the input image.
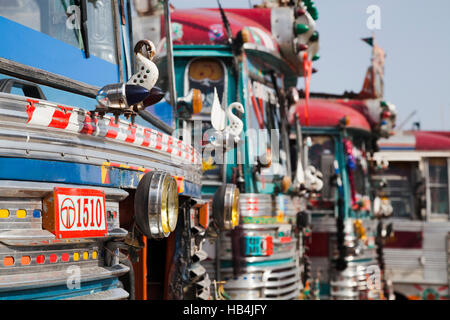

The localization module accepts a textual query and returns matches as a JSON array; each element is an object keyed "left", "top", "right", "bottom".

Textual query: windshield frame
[{"left": 0, "top": 0, "right": 123, "bottom": 97}]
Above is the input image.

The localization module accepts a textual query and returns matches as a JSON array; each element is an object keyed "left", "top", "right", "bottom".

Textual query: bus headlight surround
[
  {"left": 135, "top": 171, "right": 179, "bottom": 239},
  {"left": 212, "top": 184, "right": 240, "bottom": 231}
]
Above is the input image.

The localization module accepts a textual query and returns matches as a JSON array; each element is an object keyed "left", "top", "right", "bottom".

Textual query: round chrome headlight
[
  {"left": 135, "top": 171, "right": 179, "bottom": 239},
  {"left": 212, "top": 184, "right": 240, "bottom": 231}
]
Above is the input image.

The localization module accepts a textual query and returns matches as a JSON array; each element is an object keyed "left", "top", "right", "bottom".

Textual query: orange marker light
[
  {"left": 192, "top": 89, "right": 203, "bottom": 114},
  {"left": 241, "top": 29, "right": 250, "bottom": 43},
  {"left": 3, "top": 256, "right": 14, "bottom": 267},
  {"left": 21, "top": 256, "right": 31, "bottom": 265}
]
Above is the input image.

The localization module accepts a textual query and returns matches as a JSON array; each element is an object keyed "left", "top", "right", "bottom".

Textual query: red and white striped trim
[{"left": 25, "top": 99, "right": 200, "bottom": 165}]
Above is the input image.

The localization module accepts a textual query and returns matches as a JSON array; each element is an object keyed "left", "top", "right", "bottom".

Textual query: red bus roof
[
  {"left": 166, "top": 8, "right": 279, "bottom": 53},
  {"left": 414, "top": 131, "right": 450, "bottom": 150},
  {"left": 378, "top": 131, "right": 450, "bottom": 151},
  {"left": 291, "top": 98, "right": 371, "bottom": 132}
]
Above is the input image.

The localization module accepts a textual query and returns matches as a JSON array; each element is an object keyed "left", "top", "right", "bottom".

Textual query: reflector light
[
  {"left": 92, "top": 251, "right": 98, "bottom": 260},
  {"left": 16, "top": 209, "right": 26, "bottom": 219},
  {"left": 310, "top": 31, "right": 319, "bottom": 42},
  {"left": 296, "top": 8, "right": 306, "bottom": 16},
  {"left": 21, "top": 256, "right": 31, "bottom": 265},
  {"left": 73, "top": 253, "right": 80, "bottom": 261},
  {"left": 241, "top": 29, "right": 250, "bottom": 43},
  {"left": 33, "top": 209, "right": 41, "bottom": 218},
  {"left": 295, "top": 23, "right": 309, "bottom": 35},
  {"left": 36, "top": 255, "right": 45, "bottom": 264},
  {"left": 382, "top": 111, "right": 392, "bottom": 118},
  {"left": 49, "top": 254, "right": 57, "bottom": 263},
  {"left": 3, "top": 256, "right": 14, "bottom": 266},
  {"left": 61, "top": 253, "right": 69, "bottom": 262},
  {"left": 297, "top": 44, "right": 308, "bottom": 52},
  {"left": 0, "top": 209, "right": 9, "bottom": 218},
  {"left": 83, "top": 252, "right": 89, "bottom": 260}
]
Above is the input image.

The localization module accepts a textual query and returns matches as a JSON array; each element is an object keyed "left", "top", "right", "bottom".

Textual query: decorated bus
[
  {"left": 133, "top": 0, "right": 323, "bottom": 299},
  {"left": 287, "top": 36, "right": 397, "bottom": 300},
  {"left": 0, "top": 0, "right": 226, "bottom": 300},
  {"left": 373, "top": 130, "right": 450, "bottom": 300}
]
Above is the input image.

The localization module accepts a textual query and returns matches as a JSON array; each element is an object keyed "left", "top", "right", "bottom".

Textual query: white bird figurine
[
  {"left": 304, "top": 165, "right": 323, "bottom": 192},
  {"left": 210, "top": 87, "right": 244, "bottom": 144},
  {"left": 127, "top": 40, "right": 159, "bottom": 91},
  {"left": 226, "top": 102, "right": 245, "bottom": 139}
]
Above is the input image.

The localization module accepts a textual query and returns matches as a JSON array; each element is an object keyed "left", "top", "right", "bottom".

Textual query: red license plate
[{"left": 43, "top": 187, "right": 107, "bottom": 239}]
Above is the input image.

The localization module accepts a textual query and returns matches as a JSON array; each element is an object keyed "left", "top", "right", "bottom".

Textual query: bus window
[
  {"left": 180, "top": 58, "right": 228, "bottom": 181},
  {"left": 185, "top": 58, "right": 227, "bottom": 115},
  {"left": 373, "top": 162, "right": 416, "bottom": 219},
  {"left": 352, "top": 147, "right": 368, "bottom": 197},
  {"left": 308, "top": 135, "right": 335, "bottom": 201},
  {"left": 247, "top": 79, "right": 288, "bottom": 183},
  {"left": 308, "top": 136, "right": 335, "bottom": 171},
  {"left": 428, "top": 158, "right": 449, "bottom": 216}
]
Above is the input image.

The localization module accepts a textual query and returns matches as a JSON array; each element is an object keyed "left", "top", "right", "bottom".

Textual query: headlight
[
  {"left": 96, "top": 83, "right": 151, "bottom": 110},
  {"left": 212, "top": 184, "right": 240, "bottom": 231},
  {"left": 135, "top": 171, "right": 179, "bottom": 239}
]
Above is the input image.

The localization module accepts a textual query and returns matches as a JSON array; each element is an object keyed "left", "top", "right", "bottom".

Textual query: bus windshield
[
  {"left": 0, "top": 0, "right": 117, "bottom": 64},
  {"left": 247, "top": 77, "right": 289, "bottom": 184}
]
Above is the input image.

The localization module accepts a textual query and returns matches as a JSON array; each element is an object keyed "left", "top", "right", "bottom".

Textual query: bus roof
[
  {"left": 292, "top": 98, "right": 372, "bottom": 132},
  {"left": 379, "top": 131, "right": 450, "bottom": 151},
  {"left": 168, "top": 8, "right": 279, "bottom": 53}
]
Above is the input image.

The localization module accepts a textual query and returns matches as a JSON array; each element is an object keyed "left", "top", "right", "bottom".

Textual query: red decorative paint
[
  {"left": 25, "top": 99, "right": 39, "bottom": 123},
  {"left": 125, "top": 123, "right": 137, "bottom": 143},
  {"left": 80, "top": 112, "right": 98, "bottom": 135},
  {"left": 48, "top": 105, "right": 73, "bottom": 129},
  {"left": 105, "top": 118, "right": 119, "bottom": 139},
  {"left": 307, "top": 232, "right": 329, "bottom": 257},
  {"left": 385, "top": 231, "right": 423, "bottom": 249},
  {"left": 265, "top": 236, "right": 273, "bottom": 256}
]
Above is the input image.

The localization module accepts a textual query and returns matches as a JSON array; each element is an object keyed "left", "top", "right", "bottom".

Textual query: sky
[{"left": 170, "top": 0, "right": 450, "bottom": 131}]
